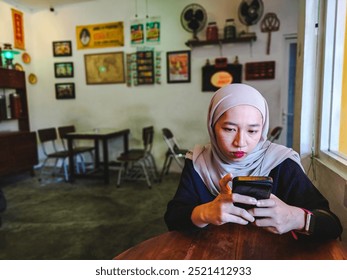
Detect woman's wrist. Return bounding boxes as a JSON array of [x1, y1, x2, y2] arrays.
[[191, 204, 209, 228], [293, 207, 306, 231]]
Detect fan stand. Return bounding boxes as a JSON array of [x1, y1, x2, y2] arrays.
[[192, 31, 199, 41]]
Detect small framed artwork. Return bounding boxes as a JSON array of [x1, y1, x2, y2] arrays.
[[166, 50, 191, 83], [84, 52, 125, 84], [202, 63, 242, 92], [55, 83, 75, 99], [54, 62, 74, 78], [245, 61, 275, 80], [52, 41, 72, 57]]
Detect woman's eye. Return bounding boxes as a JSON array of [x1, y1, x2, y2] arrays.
[[249, 130, 258, 134], [223, 127, 236, 132]]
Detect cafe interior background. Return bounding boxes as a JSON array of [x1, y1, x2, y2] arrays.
[[0, 0, 347, 247]]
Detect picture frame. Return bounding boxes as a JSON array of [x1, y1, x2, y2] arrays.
[[166, 50, 191, 83], [84, 52, 125, 84], [52, 41, 72, 57], [54, 62, 74, 78], [55, 83, 75, 99], [202, 64, 242, 92]]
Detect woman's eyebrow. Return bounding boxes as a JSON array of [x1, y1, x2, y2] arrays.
[[223, 121, 261, 127], [248, 124, 261, 127]]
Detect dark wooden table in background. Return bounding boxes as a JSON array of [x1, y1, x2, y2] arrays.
[[114, 223, 347, 260], [66, 128, 130, 184]]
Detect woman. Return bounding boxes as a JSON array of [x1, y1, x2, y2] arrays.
[[164, 83, 342, 240]]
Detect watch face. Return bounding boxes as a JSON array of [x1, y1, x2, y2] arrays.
[[308, 213, 315, 234]]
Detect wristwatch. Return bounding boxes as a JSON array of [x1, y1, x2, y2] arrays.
[[300, 209, 315, 235]]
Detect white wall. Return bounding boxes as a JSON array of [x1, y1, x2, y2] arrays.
[[0, 0, 299, 166]]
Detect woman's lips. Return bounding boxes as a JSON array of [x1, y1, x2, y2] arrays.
[[232, 151, 245, 158]]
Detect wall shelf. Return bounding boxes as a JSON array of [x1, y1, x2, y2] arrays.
[[185, 35, 257, 48]]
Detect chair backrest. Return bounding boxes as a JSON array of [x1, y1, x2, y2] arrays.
[[142, 126, 154, 152], [162, 128, 180, 154], [37, 127, 59, 155], [268, 126, 283, 142], [58, 125, 76, 150]]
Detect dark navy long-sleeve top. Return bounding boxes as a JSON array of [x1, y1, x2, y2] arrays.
[[164, 158, 343, 240]]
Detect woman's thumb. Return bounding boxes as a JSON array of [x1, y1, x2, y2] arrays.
[[219, 173, 232, 194]]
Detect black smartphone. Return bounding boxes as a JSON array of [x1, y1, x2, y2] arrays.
[[232, 176, 273, 209]]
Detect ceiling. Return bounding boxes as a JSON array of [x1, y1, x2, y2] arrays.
[[3, 0, 97, 12]]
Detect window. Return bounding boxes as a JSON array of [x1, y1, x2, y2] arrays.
[[319, 0, 347, 167]]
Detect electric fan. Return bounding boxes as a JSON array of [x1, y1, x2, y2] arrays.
[[180, 3, 207, 40], [238, 0, 264, 26]]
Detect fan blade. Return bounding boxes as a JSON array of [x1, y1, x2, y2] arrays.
[[240, 2, 249, 16], [184, 9, 194, 21], [250, 13, 258, 20], [188, 20, 200, 31], [251, 0, 260, 9], [194, 9, 204, 21]]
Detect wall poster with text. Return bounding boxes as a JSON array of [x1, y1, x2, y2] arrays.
[[76, 21, 124, 50], [130, 19, 145, 46], [12, 9, 25, 50], [146, 17, 160, 44]]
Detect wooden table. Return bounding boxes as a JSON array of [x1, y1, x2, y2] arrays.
[[114, 223, 347, 260], [66, 128, 130, 184]]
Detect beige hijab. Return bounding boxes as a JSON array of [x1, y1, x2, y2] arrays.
[[188, 84, 303, 196]]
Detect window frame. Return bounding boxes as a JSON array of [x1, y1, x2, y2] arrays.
[[317, 0, 347, 174]]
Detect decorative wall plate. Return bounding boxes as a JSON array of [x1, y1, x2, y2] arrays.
[[28, 73, 37, 84], [22, 52, 31, 64], [14, 63, 24, 71]]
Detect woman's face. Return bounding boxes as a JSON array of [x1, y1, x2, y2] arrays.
[[214, 105, 263, 161]]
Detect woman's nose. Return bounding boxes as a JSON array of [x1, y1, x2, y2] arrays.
[[234, 131, 246, 147]]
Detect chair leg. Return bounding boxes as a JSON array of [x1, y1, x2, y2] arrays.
[[148, 153, 159, 181], [139, 160, 151, 188], [160, 154, 170, 182], [117, 162, 125, 187], [76, 154, 86, 174], [38, 158, 49, 182], [63, 158, 69, 181], [165, 157, 173, 175], [143, 154, 158, 182]]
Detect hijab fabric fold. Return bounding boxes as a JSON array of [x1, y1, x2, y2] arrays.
[[188, 84, 303, 196]]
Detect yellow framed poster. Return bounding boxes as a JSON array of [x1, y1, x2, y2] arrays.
[[76, 22, 124, 50]]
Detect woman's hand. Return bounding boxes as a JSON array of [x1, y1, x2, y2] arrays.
[[248, 194, 306, 234], [191, 173, 256, 228]]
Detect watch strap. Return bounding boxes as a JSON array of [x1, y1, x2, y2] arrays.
[[291, 208, 315, 239]]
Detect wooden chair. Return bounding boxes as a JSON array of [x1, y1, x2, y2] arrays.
[[116, 126, 158, 188], [37, 127, 75, 182], [160, 128, 188, 181], [58, 125, 95, 172]]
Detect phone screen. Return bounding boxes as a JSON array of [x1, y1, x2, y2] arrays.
[[232, 176, 273, 209]]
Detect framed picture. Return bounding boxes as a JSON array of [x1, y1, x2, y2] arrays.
[[52, 41, 72, 57], [84, 52, 125, 84], [166, 50, 191, 83], [55, 83, 75, 99], [202, 64, 242, 92], [54, 62, 74, 78]]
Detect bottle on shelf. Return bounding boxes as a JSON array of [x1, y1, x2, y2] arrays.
[[206, 22, 219, 41], [224, 18, 236, 40], [9, 92, 22, 119]]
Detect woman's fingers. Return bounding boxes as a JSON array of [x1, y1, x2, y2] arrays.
[[232, 193, 258, 207], [219, 173, 232, 194]]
